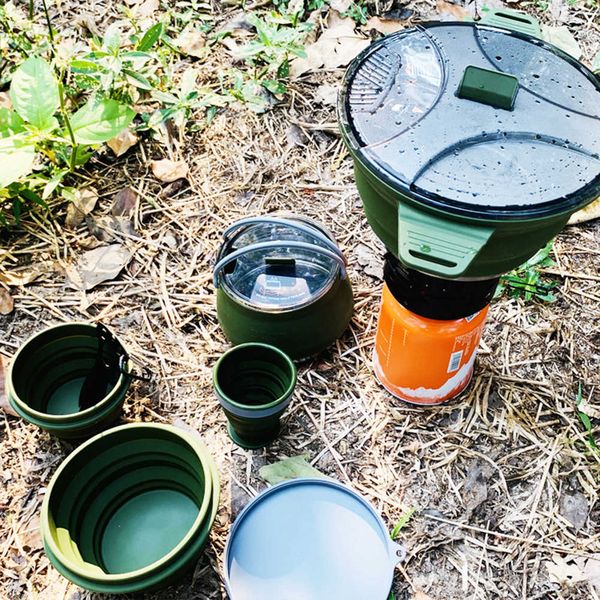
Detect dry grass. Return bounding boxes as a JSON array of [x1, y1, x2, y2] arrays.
[[1, 0, 599, 599]]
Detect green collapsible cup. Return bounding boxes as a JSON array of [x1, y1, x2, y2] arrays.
[[41, 423, 220, 594], [7, 322, 133, 439], [213, 343, 297, 449]]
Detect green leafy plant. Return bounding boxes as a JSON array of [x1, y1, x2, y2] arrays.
[[387, 507, 416, 600], [342, 1, 369, 25], [149, 67, 230, 134], [0, 56, 134, 221], [70, 22, 164, 104], [237, 12, 311, 94], [496, 239, 558, 302]]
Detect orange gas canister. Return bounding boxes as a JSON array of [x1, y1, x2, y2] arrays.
[[374, 283, 489, 405]]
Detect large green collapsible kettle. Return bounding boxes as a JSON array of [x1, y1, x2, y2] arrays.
[[338, 10, 600, 279]]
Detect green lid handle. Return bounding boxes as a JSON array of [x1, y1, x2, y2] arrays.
[[457, 66, 519, 110], [479, 8, 542, 38], [397, 204, 494, 278]]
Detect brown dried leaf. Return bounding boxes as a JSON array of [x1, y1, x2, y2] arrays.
[[65, 188, 98, 229], [150, 158, 189, 183], [568, 198, 600, 225], [0, 92, 12, 109], [0, 354, 18, 417], [365, 16, 405, 35], [0, 264, 50, 286], [315, 84, 338, 106], [176, 25, 207, 58], [435, 0, 471, 21], [66, 244, 133, 291], [0, 287, 14, 315], [413, 591, 436, 600], [107, 128, 139, 157], [541, 25, 581, 59], [18, 515, 43, 550], [546, 554, 588, 585], [111, 187, 138, 217], [132, 0, 159, 18], [290, 13, 370, 77]]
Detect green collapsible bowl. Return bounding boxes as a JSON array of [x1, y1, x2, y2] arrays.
[[213, 343, 297, 449], [41, 423, 220, 594], [7, 322, 131, 439], [338, 9, 600, 279], [214, 216, 353, 360]]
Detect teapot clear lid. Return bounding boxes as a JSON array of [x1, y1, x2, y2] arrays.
[[216, 218, 344, 311], [339, 22, 600, 219]]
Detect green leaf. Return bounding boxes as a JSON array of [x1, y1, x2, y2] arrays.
[[71, 60, 103, 74], [0, 137, 36, 188], [137, 23, 163, 51], [42, 169, 68, 199], [259, 455, 328, 485], [262, 79, 287, 95], [10, 57, 60, 130], [103, 23, 122, 54], [390, 507, 416, 540], [68, 98, 135, 145], [123, 69, 154, 90], [593, 52, 600, 73], [0, 108, 26, 138]]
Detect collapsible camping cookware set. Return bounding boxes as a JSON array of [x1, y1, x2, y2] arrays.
[[4, 9, 599, 598]]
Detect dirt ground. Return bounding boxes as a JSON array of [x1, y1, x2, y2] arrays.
[[1, 0, 599, 599]]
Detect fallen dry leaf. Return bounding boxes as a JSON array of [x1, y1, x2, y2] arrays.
[[315, 84, 338, 106], [365, 16, 405, 35], [546, 554, 588, 586], [542, 25, 581, 59], [132, 0, 159, 18], [435, 0, 472, 21], [583, 555, 600, 591], [291, 12, 370, 77], [0, 354, 18, 417], [559, 490, 589, 531], [356, 243, 382, 279], [150, 158, 189, 182], [18, 515, 43, 551], [107, 128, 139, 157], [176, 24, 207, 58], [66, 244, 133, 291], [413, 590, 436, 600], [0, 262, 55, 287], [0, 92, 12, 109], [111, 187, 138, 217], [568, 198, 600, 225], [0, 287, 14, 315], [65, 188, 98, 229]]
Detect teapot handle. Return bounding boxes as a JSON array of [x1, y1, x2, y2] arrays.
[[222, 216, 342, 258], [213, 240, 347, 289]]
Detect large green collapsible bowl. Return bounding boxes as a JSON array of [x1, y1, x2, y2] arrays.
[[41, 423, 220, 594], [338, 10, 600, 279], [7, 323, 131, 439]]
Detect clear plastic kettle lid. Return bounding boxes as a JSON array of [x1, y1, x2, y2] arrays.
[[214, 216, 347, 311], [339, 21, 600, 219]]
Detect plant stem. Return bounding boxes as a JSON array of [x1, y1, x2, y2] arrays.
[[58, 82, 78, 172], [40, 0, 54, 43]]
